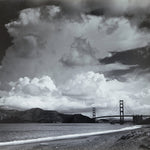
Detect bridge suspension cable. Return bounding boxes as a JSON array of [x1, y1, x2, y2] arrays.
[[124, 102, 134, 115]]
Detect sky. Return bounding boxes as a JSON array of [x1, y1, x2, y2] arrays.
[[0, 0, 150, 117]]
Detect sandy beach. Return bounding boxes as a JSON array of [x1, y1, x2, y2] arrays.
[[0, 125, 150, 150]]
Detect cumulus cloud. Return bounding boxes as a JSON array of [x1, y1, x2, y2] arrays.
[[0, 72, 150, 116], [20, 0, 150, 32], [61, 72, 150, 115], [53, 0, 150, 15], [0, 76, 86, 112], [1, 5, 150, 88], [60, 37, 99, 67], [85, 0, 150, 32], [0, 4, 150, 115]]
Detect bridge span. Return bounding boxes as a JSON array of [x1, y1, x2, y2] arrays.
[[92, 100, 150, 124], [95, 115, 150, 119]]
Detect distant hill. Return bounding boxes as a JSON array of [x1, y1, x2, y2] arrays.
[[0, 108, 94, 123]]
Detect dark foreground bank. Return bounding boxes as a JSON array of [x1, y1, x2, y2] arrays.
[[0, 126, 150, 150]]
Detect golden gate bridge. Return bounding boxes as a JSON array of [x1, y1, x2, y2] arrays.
[[92, 100, 150, 124]]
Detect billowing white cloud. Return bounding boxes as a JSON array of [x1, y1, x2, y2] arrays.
[[55, 0, 150, 16], [61, 72, 150, 115], [1, 72, 150, 117], [60, 37, 99, 66], [1, 5, 150, 88], [0, 76, 85, 112], [0, 5, 150, 116], [110, 0, 150, 13]]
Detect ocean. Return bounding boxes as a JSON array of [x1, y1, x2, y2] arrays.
[[0, 123, 140, 146]]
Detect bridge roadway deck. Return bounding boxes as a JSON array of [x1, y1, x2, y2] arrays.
[[95, 115, 150, 119]]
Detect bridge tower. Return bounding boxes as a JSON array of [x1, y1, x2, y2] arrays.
[[119, 100, 124, 124], [92, 107, 96, 118]]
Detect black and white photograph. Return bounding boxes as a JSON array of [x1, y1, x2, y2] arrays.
[[0, 0, 150, 150]]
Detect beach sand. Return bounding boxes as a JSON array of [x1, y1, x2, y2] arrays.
[[0, 126, 150, 150]]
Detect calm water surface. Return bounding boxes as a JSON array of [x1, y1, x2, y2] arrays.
[[0, 123, 131, 142]]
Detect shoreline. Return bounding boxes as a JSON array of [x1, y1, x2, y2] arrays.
[[0, 125, 141, 146], [0, 125, 150, 150]]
